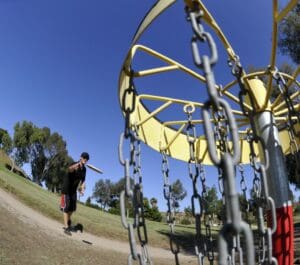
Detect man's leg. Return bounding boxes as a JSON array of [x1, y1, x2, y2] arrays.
[[67, 212, 73, 227], [63, 212, 69, 228]]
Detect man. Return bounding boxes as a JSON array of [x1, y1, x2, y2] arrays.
[[60, 152, 89, 235]]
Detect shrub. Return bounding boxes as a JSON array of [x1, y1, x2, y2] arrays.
[[180, 217, 192, 225], [294, 204, 300, 214]]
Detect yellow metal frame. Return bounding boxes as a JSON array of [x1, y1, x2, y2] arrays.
[[119, 0, 300, 165]]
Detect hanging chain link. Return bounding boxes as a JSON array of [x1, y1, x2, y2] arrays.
[[119, 71, 152, 265], [238, 164, 251, 227], [247, 131, 277, 265], [186, 4, 254, 265], [161, 150, 180, 265], [184, 104, 215, 265], [227, 37, 280, 265], [271, 66, 300, 184], [271, 66, 300, 138]]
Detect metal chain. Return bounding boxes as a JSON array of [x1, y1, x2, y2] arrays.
[[184, 104, 215, 265], [119, 72, 152, 265], [247, 131, 277, 265], [238, 164, 250, 225], [271, 66, 300, 184], [161, 151, 180, 265], [271, 67, 300, 138], [228, 45, 279, 265], [186, 4, 254, 265]]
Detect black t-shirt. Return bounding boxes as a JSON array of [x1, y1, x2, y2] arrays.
[[62, 162, 86, 195]]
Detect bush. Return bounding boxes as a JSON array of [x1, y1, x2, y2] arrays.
[[108, 207, 121, 216], [180, 217, 192, 225], [294, 204, 300, 214], [145, 208, 162, 222]]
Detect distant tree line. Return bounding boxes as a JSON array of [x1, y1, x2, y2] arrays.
[[90, 177, 188, 222], [0, 120, 188, 222]]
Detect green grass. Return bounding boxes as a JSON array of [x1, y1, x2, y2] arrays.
[[0, 165, 197, 251], [0, 149, 299, 255], [294, 213, 300, 223]]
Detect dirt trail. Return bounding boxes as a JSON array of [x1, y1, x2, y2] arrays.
[[0, 188, 195, 262], [1, 187, 299, 264]]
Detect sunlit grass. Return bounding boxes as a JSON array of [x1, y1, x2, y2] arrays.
[[0, 166, 193, 250], [0, 152, 299, 255]]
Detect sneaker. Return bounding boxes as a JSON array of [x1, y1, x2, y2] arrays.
[[63, 227, 72, 236]]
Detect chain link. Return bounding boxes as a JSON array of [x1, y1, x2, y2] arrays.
[[184, 105, 216, 265], [161, 151, 180, 264], [247, 131, 277, 265], [186, 5, 255, 264], [119, 72, 152, 265], [238, 164, 250, 225], [271, 66, 300, 138]]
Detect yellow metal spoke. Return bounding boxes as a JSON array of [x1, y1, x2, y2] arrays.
[[276, 0, 298, 22], [119, 0, 300, 164]]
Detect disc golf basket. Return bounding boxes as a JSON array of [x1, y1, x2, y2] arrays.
[[118, 1, 299, 264]]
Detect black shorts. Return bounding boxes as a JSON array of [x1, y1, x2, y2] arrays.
[[60, 193, 77, 213]]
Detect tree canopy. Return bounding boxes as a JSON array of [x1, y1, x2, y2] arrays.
[[12, 120, 71, 190], [278, 3, 300, 64], [171, 179, 187, 210], [0, 128, 13, 155]]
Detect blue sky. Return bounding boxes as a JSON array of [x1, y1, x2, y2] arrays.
[[0, 0, 298, 211]]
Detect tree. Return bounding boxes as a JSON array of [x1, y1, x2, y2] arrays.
[[285, 152, 300, 189], [13, 121, 71, 188], [86, 197, 92, 205], [278, 3, 300, 64], [43, 152, 73, 192], [150, 197, 158, 208], [276, 3, 300, 188], [13, 121, 35, 166], [0, 128, 13, 155], [171, 179, 187, 210], [92, 179, 113, 210], [137, 197, 162, 222], [40, 132, 71, 191], [30, 126, 49, 183], [145, 197, 162, 222], [184, 206, 193, 217], [92, 177, 134, 212], [202, 185, 219, 217]]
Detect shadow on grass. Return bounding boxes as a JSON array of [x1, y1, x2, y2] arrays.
[[156, 228, 218, 255]]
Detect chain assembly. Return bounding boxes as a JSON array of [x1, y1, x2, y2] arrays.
[[247, 131, 277, 265], [186, 4, 254, 264], [184, 104, 215, 265], [119, 71, 152, 265], [161, 150, 180, 265], [238, 164, 250, 225], [227, 44, 278, 265], [271, 66, 300, 138]]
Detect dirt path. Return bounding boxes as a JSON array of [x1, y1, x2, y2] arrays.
[[0, 188, 196, 263], [2, 187, 298, 264]]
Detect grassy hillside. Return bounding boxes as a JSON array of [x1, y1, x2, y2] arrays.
[[0, 150, 299, 257], [0, 163, 198, 252], [0, 150, 28, 178]]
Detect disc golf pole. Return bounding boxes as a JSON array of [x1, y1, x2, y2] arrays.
[[254, 111, 294, 265]]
